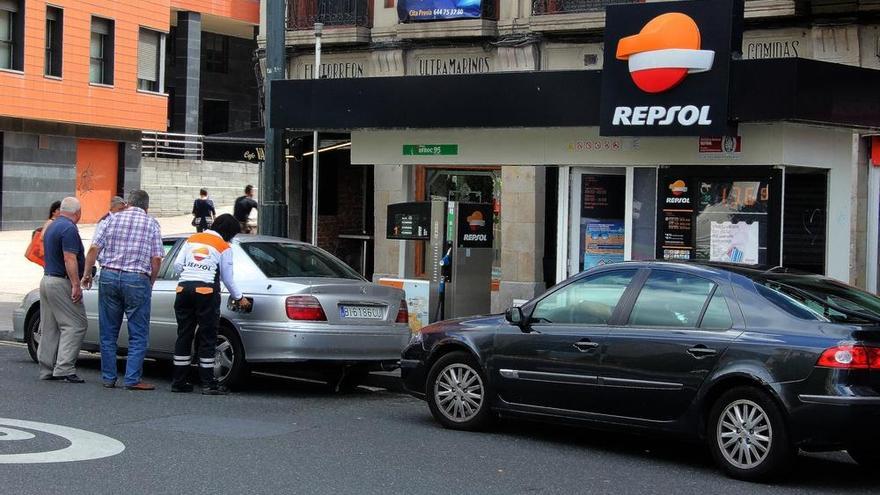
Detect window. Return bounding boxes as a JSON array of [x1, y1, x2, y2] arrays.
[[700, 291, 733, 330], [158, 240, 183, 280], [137, 28, 163, 92], [90, 17, 114, 85], [755, 276, 880, 324], [0, 0, 23, 71], [45, 6, 62, 77], [628, 271, 715, 328], [203, 32, 228, 73], [241, 242, 363, 280], [531, 270, 636, 325]]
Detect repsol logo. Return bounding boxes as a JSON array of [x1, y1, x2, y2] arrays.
[[185, 261, 213, 271], [612, 105, 712, 126], [666, 197, 691, 204], [462, 234, 488, 242]]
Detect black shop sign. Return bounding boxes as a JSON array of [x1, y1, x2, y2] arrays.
[[600, 0, 743, 136]]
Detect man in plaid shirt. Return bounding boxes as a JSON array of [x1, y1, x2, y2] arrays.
[[82, 190, 164, 391]]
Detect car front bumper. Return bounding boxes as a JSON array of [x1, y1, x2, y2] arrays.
[[11, 306, 27, 342], [239, 321, 411, 364]]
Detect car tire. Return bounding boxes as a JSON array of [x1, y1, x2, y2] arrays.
[[215, 324, 248, 388], [708, 386, 794, 482], [426, 351, 493, 431], [848, 443, 880, 469], [25, 309, 40, 363]]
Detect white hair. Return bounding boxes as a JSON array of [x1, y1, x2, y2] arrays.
[[59, 197, 81, 213]]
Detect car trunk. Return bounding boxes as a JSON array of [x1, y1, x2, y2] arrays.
[[276, 277, 403, 326], [850, 325, 880, 394]]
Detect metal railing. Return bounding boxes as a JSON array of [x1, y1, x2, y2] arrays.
[[532, 0, 642, 15], [286, 0, 372, 30], [141, 132, 204, 161]]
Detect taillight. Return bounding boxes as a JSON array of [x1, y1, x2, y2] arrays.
[[286, 296, 327, 321], [396, 299, 409, 324], [817, 345, 880, 369]]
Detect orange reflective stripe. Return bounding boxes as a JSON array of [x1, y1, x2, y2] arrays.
[[186, 233, 229, 254], [195, 287, 214, 295]]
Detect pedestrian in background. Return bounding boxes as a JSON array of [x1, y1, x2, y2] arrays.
[[25, 200, 62, 267], [192, 189, 216, 233], [233, 185, 258, 234], [81, 190, 163, 391], [38, 197, 87, 383], [170, 214, 249, 395]]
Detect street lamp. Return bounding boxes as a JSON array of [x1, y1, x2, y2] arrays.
[[311, 22, 323, 246]]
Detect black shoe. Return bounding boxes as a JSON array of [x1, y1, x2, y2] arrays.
[[102, 380, 117, 389], [41, 375, 62, 381], [201, 386, 229, 396], [171, 383, 194, 393], [62, 374, 85, 384]]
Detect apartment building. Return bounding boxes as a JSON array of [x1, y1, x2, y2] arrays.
[[264, 0, 880, 309], [0, 0, 259, 229]]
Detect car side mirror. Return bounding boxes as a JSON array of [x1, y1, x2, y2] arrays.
[[505, 306, 528, 331]]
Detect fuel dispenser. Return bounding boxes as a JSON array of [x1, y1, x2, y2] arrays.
[[386, 201, 494, 322]]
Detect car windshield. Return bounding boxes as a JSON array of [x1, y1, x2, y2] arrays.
[[240, 242, 362, 280], [755, 275, 880, 324]]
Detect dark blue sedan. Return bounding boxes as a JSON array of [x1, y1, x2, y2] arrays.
[[401, 262, 880, 481]]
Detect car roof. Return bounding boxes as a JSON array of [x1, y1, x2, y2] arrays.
[[586, 260, 828, 283], [163, 233, 314, 247]]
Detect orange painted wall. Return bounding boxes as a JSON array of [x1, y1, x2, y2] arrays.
[[171, 0, 259, 24], [0, 0, 170, 131], [76, 139, 118, 223]]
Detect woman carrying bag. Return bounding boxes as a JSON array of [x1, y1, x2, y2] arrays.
[[191, 189, 216, 233], [25, 201, 61, 267]]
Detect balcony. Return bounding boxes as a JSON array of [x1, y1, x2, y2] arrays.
[[530, 0, 641, 33], [532, 0, 641, 15], [285, 0, 371, 46]]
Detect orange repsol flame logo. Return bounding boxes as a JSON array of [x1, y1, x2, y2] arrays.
[[616, 13, 715, 94]]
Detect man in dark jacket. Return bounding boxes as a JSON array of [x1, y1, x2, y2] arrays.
[[233, 185, 258, 234]]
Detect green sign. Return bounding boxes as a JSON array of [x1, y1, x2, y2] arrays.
[[402, 144, 458, 156]]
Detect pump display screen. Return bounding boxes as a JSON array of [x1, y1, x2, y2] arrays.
[[387, 202, 431, 240]]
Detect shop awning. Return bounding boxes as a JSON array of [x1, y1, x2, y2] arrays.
[[270, 58, 880, 132]]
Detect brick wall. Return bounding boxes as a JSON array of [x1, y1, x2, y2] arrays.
[[140, 158, 260, 216]]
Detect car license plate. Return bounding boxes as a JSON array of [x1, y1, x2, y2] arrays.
[[339, 305, 385, 320]]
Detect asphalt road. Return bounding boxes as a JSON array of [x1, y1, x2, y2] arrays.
[[0, 342, 876, 495]]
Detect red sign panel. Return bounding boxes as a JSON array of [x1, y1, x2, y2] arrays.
[[699, 136, 741, 153]]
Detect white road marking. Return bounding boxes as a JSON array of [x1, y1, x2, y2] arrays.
[[0, 418, 125, 464]]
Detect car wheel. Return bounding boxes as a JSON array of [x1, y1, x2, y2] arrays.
[[214, 325, 248, 388], [25, 310, 40, 363], [848, 443, 880, 469], [708, 386, 794, 482], [426, 351, 492, 431]]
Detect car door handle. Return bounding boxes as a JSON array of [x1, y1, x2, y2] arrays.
[[573, 340, 600, 352], [687, 346, 718, 359]]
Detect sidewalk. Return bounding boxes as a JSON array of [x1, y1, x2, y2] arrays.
[[0, 208, 233, 302]]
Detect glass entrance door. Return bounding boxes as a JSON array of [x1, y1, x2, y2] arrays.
[[568, 168, 627, 277]]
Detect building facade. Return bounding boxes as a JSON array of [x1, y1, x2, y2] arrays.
[[263, 0, 880, 310], [0, 0, 259, 229]]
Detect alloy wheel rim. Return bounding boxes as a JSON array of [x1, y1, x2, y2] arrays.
[[717, 399, 773, 470], [214, 336, 234, 383], [434, 363, 484, 423]]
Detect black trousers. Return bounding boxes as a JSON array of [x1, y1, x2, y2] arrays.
[[172, 281, 221, 387]]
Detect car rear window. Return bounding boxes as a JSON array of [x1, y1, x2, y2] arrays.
[[241, 242, 362, 280], [754, 276, 880, 324]]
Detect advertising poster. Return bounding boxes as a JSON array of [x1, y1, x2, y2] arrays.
[[398, 0, 482, 21], [582, 220, 625, 270], [660, 178, 695, 261], [378, 278, 431, 332], [456, 203, 494, 249], [710, 221, 759, 264]]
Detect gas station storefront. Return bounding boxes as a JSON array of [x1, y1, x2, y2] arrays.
[[270, 53, 880, 320]]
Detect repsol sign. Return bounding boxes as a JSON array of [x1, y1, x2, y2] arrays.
[[600, 0, 743, 137], [612, 105, 712, 127]]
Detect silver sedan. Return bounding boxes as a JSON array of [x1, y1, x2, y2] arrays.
[[12, 235, 410, 388]]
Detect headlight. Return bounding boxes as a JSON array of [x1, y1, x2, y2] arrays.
[[408, 331, 423, 347]]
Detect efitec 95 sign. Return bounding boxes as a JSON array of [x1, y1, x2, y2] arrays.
[[600, 0, 744, 137]]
